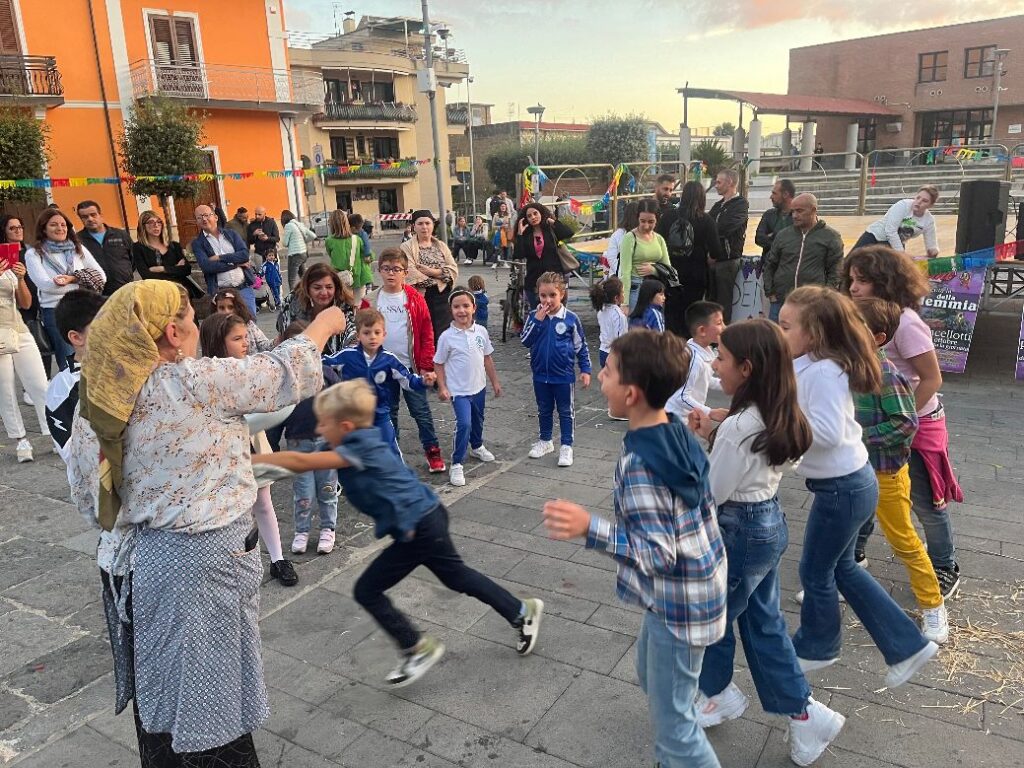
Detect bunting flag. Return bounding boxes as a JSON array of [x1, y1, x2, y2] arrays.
[[914, 240, 1021, 277], [0, 159, 434, 189]]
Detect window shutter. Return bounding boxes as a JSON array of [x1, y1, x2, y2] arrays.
[[150, 16, 174, 64], [173, 19, 197, 66], [0, 0, 21, 55]]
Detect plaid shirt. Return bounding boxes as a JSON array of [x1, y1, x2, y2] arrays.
[[854, 350, 919, 474], [587, 446, 727, 646]]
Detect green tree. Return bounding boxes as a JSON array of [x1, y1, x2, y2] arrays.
[[0, 108, 49, 203], [692, 139, 732, 176], [118, 98, 206, 221], [484, 137, 589, 193], [585, 114, 648, 169], [713, 121, 736, 137]]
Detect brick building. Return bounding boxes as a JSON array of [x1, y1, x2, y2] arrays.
[[789, 15, 1024, 152]]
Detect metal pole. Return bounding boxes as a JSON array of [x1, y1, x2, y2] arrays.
[[281, 116, 303, 216], [421, 0, 448, 244], [534, 117, 541, 165], [993, 50, 1008, 143], [466, 72, 478, 215]]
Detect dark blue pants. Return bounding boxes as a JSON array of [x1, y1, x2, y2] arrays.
[[40, 307, 74, 371], [389, 385, 438, 450], [374, 410, 402, 457], [599, 350, 609, 368], [533, 380, 574, 446], [451, 389, 486, 464]]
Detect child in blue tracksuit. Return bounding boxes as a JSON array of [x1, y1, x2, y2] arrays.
[[263, 250, 283, 309], [468, 274, 489, 326], [628, 278, 666, 332], [323, 308, 434, 456], [252, 379, 545, 689], [520, 271, 591, 468]]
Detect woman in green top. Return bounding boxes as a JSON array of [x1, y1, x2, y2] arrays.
[[325, 210, 373, 300], [617, 198, 671, 308]]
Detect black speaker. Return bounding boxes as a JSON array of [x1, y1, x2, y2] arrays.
[[956, 179, 1009, 253]]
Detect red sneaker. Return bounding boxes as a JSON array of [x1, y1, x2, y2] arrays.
[[425, 446, 447, 473]]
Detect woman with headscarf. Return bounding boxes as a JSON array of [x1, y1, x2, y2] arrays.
[[77, 279, 345, 765], [400, 209, 459, 346]]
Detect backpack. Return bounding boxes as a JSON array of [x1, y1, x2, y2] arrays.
[[667, 215, 694, 265]]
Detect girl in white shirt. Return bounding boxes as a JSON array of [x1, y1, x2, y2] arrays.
[[779, 287, 935, 689], [688, 318, 844, 766], [589, 276, 628, 369]]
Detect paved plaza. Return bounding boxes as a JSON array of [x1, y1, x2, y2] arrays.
[[1, 238, 1023, 767]]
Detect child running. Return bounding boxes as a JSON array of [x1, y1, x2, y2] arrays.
[[324, 308, 434, 456], [214, 288, 274, 352], [688, 319, 845, 767], [200, 312, 298, 586], [252, 379, 544, 687], [779, 286, 936, 687], [590, 276, 628, 369], [434, 288, 501, 487], [277, 319, 341, 556], [521, 271, 591, 468], [628, 278, 666, 331], [849, 297, 948, 643], [666, 301, 727, 423], [468, 274, 489, 327], [543, 330, 727, 768]]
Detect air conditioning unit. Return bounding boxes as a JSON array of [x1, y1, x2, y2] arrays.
[[885, 122, 903, 133]]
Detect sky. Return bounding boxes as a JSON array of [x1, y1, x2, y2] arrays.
[[286, 0, 1024, 134]]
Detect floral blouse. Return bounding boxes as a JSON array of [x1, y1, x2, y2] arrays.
[[246, 321, 274, 353], [411, 241, 455, 289], [120, 336, 323, 534]]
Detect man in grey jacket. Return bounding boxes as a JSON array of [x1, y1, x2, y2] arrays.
[[763, 193, 844, 322]]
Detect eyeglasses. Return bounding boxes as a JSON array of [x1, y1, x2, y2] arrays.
[[196, 213, 216, 220], [379, 265, 406, 274], [7, 225, 23, 231]]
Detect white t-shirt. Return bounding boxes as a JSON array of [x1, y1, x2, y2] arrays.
[[377, 289, 410, 367], [434, 323, 493, 396], [597, 304, 628, 352], [708, 406, 790, 504], [666, 340, 721, 418], [866, 199, 938, 252]]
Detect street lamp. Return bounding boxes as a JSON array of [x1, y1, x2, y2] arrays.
[[992, 49, 1010, 143], [466, 74, 478, 216], [527, 103, 545, 165]]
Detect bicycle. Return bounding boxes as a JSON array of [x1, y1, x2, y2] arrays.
[[500, 260, 528, 342]]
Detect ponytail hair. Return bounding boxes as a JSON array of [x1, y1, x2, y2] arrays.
[[590, 276, 623, 311]]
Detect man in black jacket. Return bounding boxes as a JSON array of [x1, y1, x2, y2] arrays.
[[755, 179, 795, 257], [75, 200, 135, 295], [246, 206, 280, 265], [707, 169, 749, 323]]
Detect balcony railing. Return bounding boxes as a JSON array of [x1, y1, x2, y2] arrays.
[[324, 160, 418, 180], [128, 60, 323, 108], [315, 101, 417, 123], [0, 55, 63, 99]]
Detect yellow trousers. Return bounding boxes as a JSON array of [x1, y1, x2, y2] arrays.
[[875, 466, 943, 609]]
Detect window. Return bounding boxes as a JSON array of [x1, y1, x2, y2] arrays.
[[378, 189, 398, 214], [324, 78, 347, 104], [329, 136, 349, 162], [334, 190, 352, 211], [918, 51, 948, 83], [965, 45, 996, 78], [920, 108, 993, 146], [371, 136, 400, 160], [149, 14, 202, 96], [857, 119, 877, 154], [362, 81, 395, 103], [0, 0, 21, 55]]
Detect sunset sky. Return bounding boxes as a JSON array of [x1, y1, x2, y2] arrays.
[[288, 1, 1024, 133]]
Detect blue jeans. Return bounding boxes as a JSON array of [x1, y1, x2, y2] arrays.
[[699, 498, 810, 716], [628, 276, 642, 309], [237, 285, 258, 319], [389, 385, 438, 450], [909, 446, 956, 570], [533, 380, 574, 446], [525, 289, 539, 312], [769, 300, 783, 323], [794, 464, 929, 665], [451, 389, 486, 464], [287, 438, 338, 533], [41, 307, 74, 371], [636, 611, 721, 768]]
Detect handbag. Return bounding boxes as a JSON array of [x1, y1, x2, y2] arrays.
[[557, 241, 580, 272]]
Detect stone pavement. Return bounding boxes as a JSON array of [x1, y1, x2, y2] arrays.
[[1, 256, 1023, 767]]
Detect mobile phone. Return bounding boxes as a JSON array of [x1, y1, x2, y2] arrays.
[[0, 242, 18, 270]]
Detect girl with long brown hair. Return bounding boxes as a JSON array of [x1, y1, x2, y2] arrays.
[[688, 319, 844, 765], [778, 286, 936, 689]]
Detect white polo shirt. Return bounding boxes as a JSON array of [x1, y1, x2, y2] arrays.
[[434, 322, 493, 396]]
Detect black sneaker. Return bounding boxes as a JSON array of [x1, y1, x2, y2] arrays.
[[936, 563, 961, 599], [269, 558, 299, 587], [515, 598, 544, 656]]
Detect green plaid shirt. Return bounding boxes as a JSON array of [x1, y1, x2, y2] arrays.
[[853, 350, 919, 474]]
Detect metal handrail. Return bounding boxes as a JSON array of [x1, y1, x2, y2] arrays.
[[317, 101, 417, 122], [0, 54, 62, 97], [128, 59, 323, 106]]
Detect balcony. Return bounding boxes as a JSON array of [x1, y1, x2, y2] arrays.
[[0, 55, 64, 106], [315, 101, 417, 125], [323, 158, 419, 183], [446, 104, 468, 125], [128, 60, 323, 113]]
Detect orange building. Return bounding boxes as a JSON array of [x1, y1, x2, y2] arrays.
[[0, 0, 321, 242]]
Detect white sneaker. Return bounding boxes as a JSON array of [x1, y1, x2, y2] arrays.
[[492, 263, 499, 270], [789, 698, 846, 767], [291, 532, 308, 554], [695, 682, 748, 728], [885, 641, 938, 688], [469, 445, 495, 462], [557, 445, 573, 467], [795, 589, 845, 605], [15, 438, 32, 463], [386, 636, 445, 688], [461, 258, 474, 265], [797, 656, 839, 673], [317, 529, 336, 554], [921, 603, 949, 645], [528, 440, 554, 459], [22, 391, 32, 406], [450, 463, 466, 486]]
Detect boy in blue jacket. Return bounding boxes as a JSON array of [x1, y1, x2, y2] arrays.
[[252, 379, 545, 688], [324, 308, 434, 455]]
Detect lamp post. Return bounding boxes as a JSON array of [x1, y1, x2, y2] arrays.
[[466, 74, 478, 216], [420, 0, 448, 243], [993, 49, 1010, 143], [527, 103, 545, 165]]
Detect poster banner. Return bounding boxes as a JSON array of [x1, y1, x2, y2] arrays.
[[1017, 304, 1024, 381], [731, 256, 767, 322], [918, 266, 987, 374]]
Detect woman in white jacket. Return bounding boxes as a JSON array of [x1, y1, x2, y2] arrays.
[[24, 209, 106, 370], [280, 209, 317, 285], [851, 185, 939, 257]]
